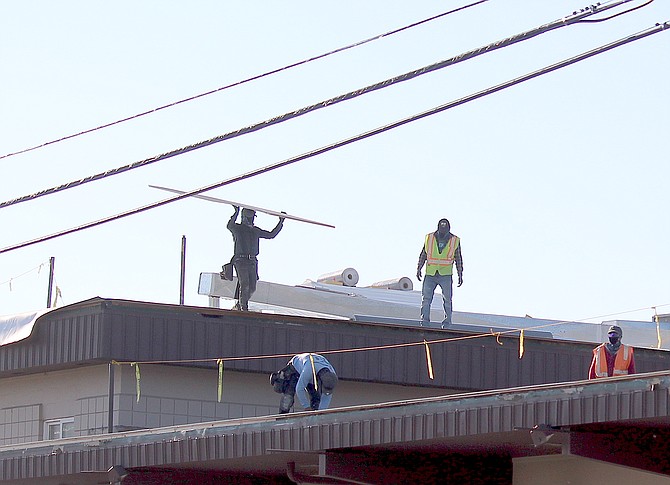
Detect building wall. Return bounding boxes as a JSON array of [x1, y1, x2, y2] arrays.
[[0, 366, 110, 444], [0, 364, 457, 443], [112, 364, 457, 431], [3, 300, 667, 395], [513, 454, 670, 485], [0, 404, 41, 445]]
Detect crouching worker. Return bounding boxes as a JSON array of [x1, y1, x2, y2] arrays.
[[270, 353, 338, 413]]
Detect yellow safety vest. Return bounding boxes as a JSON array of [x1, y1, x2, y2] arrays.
[[592, 343, 633, 378], [424, 233, 459, 276]]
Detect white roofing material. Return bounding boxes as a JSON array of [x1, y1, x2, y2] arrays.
[[316, 268, 359, 287], [0, 309, 51, 346], [198, 272, 670, 350]]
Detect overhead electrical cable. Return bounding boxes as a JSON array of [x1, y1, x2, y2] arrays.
[[0, 260, 50, 289], [1, 20, 667, 255], [0, 0, 490, 161], [0, 0, 643, 211], [580, 0, 654, 22]]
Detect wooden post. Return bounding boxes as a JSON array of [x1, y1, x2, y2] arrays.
[[107, 362, 115, 433], [46, 256, 55, 308], [180, 236, 186, 305]]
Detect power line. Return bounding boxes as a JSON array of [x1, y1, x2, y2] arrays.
[[580, 0, 654, 22], [0, 0, 490, 162], [1, 20, 666, 256], [0, 0, 640, 211], [0, 260, 50, 289]]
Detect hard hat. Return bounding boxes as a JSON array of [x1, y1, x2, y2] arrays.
[[241, 208, 256, 219], [320, 370, 338, 395]]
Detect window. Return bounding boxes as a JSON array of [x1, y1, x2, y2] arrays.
[[44, 418, 75, 440]]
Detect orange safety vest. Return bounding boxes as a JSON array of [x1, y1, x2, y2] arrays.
[[424, 233, 460, 276], [591, 343, 633, 378]]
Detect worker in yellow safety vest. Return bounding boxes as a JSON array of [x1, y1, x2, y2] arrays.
[[589, 325, 635, 379], [416, 218, 463, 327]]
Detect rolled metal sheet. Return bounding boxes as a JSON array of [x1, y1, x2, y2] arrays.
[[367, 277, 413, 291], [317, 268, 359, 287]]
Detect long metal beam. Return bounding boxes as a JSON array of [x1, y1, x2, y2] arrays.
[[149, 184, 335, 228]]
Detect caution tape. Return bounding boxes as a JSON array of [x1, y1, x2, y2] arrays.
[[309, 354, 318, 390], [424, 340, 434, 380], [217, 359, 224, 402], [131, 363, 141, 403]]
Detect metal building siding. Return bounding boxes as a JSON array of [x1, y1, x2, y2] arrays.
[[3, 373, 670, 481], [1, 298, 668, 390], [0, 303, 107, 375]]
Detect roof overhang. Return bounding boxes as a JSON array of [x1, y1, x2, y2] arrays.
[[1, 371, 670, 483]]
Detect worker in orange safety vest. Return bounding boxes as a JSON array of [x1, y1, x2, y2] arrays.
[[588, 325, 635, 379]]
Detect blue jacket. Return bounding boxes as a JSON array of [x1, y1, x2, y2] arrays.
[[290, 353, 336, 410]]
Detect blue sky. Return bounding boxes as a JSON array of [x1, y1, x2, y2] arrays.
[[1, 1, 668, 324]]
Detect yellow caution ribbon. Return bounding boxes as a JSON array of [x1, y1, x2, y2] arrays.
[[52, 286, 62, 308], [131, 363, 141, 402], [423, 340, 434, 380], [519, 329, 525, 359], [217, 359, 224, 402], [654, 307, 662, 349], [309, 354, 318, 390]]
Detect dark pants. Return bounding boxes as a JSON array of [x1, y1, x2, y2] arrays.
[[279, 368, 328, 413], [279, 372, 299, 414], [233, 258, 258, 311]]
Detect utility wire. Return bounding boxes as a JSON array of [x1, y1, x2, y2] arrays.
[[0, 261, 49, 289], [1, 20, 667, 256], [0, 0, 641, 211], [0, 0, 490, 161], [580, 0, 654, 22]]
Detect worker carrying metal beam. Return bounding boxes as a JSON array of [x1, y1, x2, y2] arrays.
[[227, 206, 284, 311]]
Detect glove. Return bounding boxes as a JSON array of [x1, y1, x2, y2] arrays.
[[232, 205, 239, 216], [458, 276, 463, 287], [279, 211, 286, 222], [416, 269, 422, 281]]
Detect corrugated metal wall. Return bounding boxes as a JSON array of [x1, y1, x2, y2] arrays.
[[1, 298, 668, 392], [1, 374, 670, 482], [0, 301, 106, 374]]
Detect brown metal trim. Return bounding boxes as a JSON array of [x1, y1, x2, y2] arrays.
[[1, 298, 669, 391], [0, 372, 669, 481]]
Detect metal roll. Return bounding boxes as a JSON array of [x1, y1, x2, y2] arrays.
[[317, 268, 359, 287], [367, 277, 413, 291]]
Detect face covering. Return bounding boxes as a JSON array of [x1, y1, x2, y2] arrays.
[[608, 335, 620, 345]]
